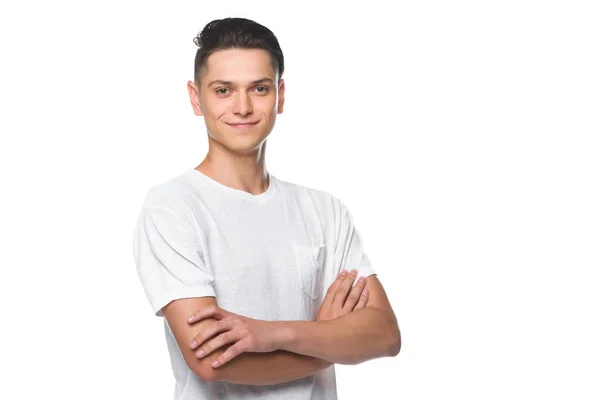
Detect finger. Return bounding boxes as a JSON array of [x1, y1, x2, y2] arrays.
[[353, 286, 369, 311], [323, 270, 348, 305], [190, 318, 234, 350], [211, 340, 249, 368], [196, 329, 243, 359], [188, 305, 225, 324], [332, 269, 357, 309], [342, 275, 368, 312]]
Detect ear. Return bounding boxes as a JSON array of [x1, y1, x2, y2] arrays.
[[187, 80, 203, 116], [277, 78, 285, 114]]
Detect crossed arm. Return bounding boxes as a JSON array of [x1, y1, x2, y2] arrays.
[[163, 275, 401, 385]]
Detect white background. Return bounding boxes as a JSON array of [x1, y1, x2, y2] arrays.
[[1, 0, 598, 399]]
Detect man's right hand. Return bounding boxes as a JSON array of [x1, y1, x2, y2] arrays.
[[316, 269, 369, 322]]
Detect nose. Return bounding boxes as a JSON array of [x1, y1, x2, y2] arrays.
[[232, 92, 253, 116]]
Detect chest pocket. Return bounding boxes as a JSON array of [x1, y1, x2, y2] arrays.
[[292, 242, 326, 300]]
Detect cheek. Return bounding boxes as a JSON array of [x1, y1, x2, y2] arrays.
[[200, 93, 226, 113], [257, 97, 277, 113], [204, 105, 231, 124]]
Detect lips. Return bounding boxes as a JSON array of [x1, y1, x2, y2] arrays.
[[228, 121, 259, 126]]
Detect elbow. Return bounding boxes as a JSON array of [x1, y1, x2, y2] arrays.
[[389, 336, 401, 357], [388, 327, 401, 357], [379, 308, 401, 358]]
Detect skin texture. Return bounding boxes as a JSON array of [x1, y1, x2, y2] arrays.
[[163, 269, 370, 384], [186, 274, 400, 369], [278, 275, 401, 365], [315, 268, 369, 321], [186, 269, 369, 364]]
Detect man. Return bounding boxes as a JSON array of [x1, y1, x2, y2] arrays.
[[132, 17, 400, 399]]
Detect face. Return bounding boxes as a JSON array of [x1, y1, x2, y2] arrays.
[[187, 48, 285, 155]]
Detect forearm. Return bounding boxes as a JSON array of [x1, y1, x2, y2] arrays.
[[206, 346, 333, 385], [280, 307, 401, 365]]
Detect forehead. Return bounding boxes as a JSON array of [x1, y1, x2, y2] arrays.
[[202, 48, 276, 84]]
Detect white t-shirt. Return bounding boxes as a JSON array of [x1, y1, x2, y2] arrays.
[[132, 168, 377, 399]]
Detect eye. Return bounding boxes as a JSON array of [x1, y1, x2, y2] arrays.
[[216, 88, 230, 95], [255, 86, 269, 93]]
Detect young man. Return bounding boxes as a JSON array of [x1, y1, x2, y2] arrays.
[[132, 17, 400, 399]]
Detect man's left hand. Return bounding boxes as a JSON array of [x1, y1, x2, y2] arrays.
[[186, 306, 285, 368]]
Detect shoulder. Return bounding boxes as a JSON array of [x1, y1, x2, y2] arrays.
[[141, 171, 200, 212], [273, 175, 348, 216], [135, 173, 207, 248]]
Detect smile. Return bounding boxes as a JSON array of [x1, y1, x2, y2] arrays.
[[227, 122, 259, 128]]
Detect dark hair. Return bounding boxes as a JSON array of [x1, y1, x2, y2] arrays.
[[193, 17, 284, 87]]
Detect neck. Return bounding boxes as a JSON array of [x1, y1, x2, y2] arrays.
[[195, 141, 269, 196]]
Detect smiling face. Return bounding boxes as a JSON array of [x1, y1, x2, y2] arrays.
[[188, 48, 285, 155]]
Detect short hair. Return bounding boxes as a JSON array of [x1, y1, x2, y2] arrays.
[[193, 17, 284, 87]]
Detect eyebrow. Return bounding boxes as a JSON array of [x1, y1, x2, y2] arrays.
[[207, 78, 274, 88]]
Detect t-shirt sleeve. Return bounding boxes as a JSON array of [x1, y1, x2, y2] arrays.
[[132, 200, 216, 317], [332, 197, 377, 280]]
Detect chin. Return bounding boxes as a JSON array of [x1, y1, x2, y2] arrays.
[[221, 134, 268, 153]]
